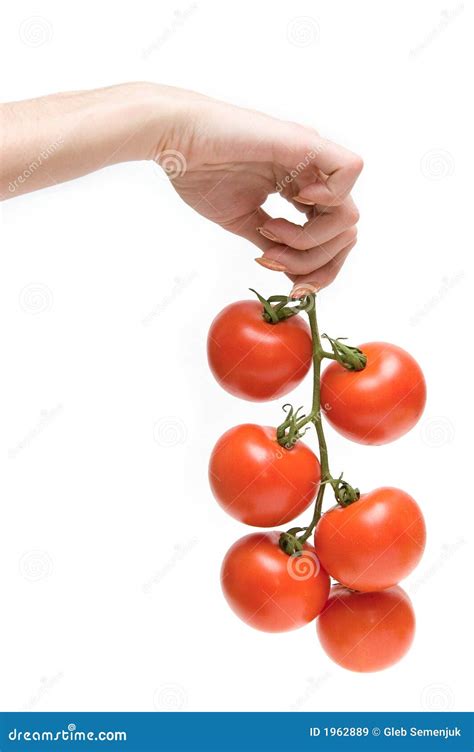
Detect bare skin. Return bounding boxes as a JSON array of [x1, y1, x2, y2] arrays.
[[0, 82, 363, 292]]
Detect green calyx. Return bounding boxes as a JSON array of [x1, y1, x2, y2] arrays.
[[322, 334, 367, 371], [330, 474, 360, 507], [276, 404, 310, 449], [250, 289, 313, 324], [279, 528, 306, 555]]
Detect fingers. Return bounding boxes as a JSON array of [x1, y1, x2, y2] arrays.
[[258, 195, 359, 251], [273, 129, 363, 206], [258, 227, 357, 276], [226, 189, 359, 286], [295, 142, 363, 206], [289, 240, 357, 294], [224, 206, 277, 250]]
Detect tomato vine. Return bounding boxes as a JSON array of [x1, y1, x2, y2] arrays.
[[250, 291, 364, 555], [209, 286, 427, 660]]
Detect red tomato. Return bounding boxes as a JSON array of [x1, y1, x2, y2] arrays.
[[209, 424, 320, 527], [320, 342, 426, 444], [317, 584, 416, 672], [207, 300, 312, 401], [221, 532, 330, 632], [314, 487, 426, 592]]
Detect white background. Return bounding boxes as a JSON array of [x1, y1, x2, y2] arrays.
[[0, 0, 472, 713]]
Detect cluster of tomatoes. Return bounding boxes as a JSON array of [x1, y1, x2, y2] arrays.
[[207, 294, 427, 672]]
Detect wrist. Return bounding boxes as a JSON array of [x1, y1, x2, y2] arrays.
[[95, 82, 176, 164], [118, 81, 205, 164]]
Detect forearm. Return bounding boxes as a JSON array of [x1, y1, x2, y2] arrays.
[[0, 82, 184, 199]]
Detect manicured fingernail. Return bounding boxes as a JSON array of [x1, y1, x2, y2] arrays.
[[257, 226, 279, 242], [255, 257, 288, 272], [290, 282, 320, 298], [294, 195, 316, 206]]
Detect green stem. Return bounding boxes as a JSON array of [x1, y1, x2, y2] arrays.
[[298, 295, 332, 542], [278, 294, 361, 555], [320, 350, 338, 361]]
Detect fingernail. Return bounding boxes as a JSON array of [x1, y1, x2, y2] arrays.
[[294, 195, 316, 206], [290, 282, 320, 298], [257, 226, 279, 242], [255, 257, 288, 272]]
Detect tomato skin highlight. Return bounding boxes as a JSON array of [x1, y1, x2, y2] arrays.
[[207, 300, 312, 401], [221, 532, 330, 632], [317, 585, 416, 672], [314, 487, 426, 592], [320, 342, 426, 444], [209, 424, 321, 527]]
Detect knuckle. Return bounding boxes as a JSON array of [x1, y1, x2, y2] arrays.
[[348, 205, 360, 224], [341, 203, 360, 226], [350, 154, 364, 175], [345, 226, 358, 243]]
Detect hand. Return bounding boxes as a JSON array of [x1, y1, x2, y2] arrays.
[[159, 92, 363, 292], [1, 82, 362, 292]]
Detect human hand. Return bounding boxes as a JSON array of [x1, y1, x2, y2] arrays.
[[1, 82, 362, 293], [158, 91, 363, 293]]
